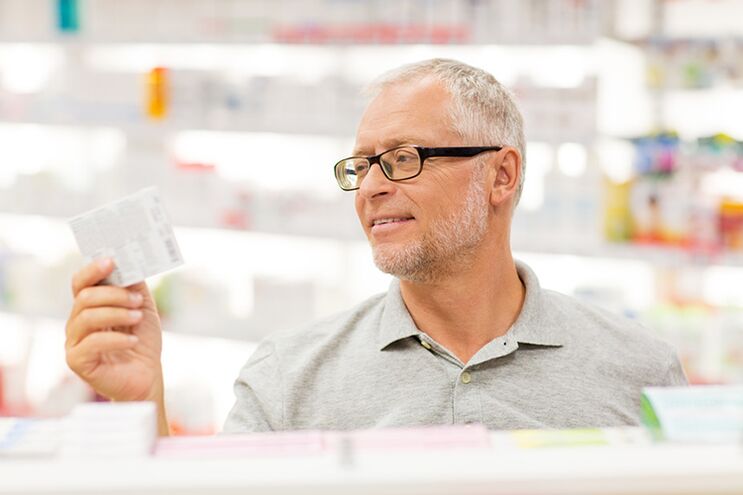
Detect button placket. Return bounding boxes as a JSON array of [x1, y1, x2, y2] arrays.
[[453, 368, 479, 424], [460, 371, 472, 384]]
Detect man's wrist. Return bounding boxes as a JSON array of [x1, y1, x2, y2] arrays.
[[146, 375, 170, 436]]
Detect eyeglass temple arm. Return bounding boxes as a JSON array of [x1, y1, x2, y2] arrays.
[[418, 146, 504, 160]]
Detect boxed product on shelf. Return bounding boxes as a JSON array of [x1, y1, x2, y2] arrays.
[[62, 402, 158, 458], [0, 0, 603, 45], [0, 418, 59, 457], [604, 132, 743, 254], [645, 37, 743, 89], [719, 198, 743, 251], [641, 385, 743, 443]]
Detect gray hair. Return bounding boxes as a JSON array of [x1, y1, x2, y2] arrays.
[[363, 58, 526, 208]]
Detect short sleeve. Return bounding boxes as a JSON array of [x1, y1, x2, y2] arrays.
[[222, 339, 284, 433]]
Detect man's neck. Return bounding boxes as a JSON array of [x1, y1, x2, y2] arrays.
[[398, 251, 525, 364]]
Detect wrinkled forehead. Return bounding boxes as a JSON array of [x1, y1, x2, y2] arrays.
[[353, 78, 460, 156]]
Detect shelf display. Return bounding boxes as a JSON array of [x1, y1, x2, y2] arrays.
[[604, 132, 743, 256], [644, 37, 743, 89], [0, 0, 741, 434], [0, 0, 601, 45]]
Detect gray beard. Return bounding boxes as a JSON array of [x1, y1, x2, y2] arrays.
[[371, 168, 489, 283]]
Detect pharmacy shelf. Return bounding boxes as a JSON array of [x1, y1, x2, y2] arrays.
[[0, 307, 266, 343], [0, 117, 355, 139], [0, 0, 603, 47], [614, 35, 743, 43], [0, 211, 740, 268], [0, 442, 741, 495], [513, 239, 743, 268], [0, 37, 600, 46], [0, 116, 598, 147], [0, 37, 279, 45], [0, 195, 363, 241]]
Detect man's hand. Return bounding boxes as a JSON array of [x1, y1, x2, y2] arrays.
[[65, 259, 169, 435]]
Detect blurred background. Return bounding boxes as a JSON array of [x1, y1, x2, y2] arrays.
[[0, 0, 742, 435]]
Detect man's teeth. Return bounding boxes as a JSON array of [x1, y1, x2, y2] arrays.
[[374, 218, 410, 226]]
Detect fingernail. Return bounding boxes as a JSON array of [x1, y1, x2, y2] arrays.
[[128, 310, 143, 320], [129, 292, 143, 304], [97, 258, 112, 270]]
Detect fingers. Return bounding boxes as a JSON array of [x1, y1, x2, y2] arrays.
[[125, 281, 148, 294], [71, 285, 144, 320], [124, 282, 155, 309], [67, 307, 143, 348], [71, 258, 115, 297], [66, 331, 139, 374]]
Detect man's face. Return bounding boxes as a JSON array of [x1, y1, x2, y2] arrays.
[[353, 78, 490, 282]]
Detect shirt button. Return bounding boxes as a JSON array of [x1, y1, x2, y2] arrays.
[[460, 371, 472, 384], [420, 339, 432, 350]]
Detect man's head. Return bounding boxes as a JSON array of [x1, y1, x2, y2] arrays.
[[349, 59, 525, 283]]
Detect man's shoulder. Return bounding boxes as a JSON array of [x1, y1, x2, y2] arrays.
[[539, 288, 676, 358]]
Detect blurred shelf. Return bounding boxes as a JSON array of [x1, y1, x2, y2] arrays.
[[0, 308, 267, 342], [0, 117, 354, 139], [0, 308, 65, 325], [0, 116, 597, 145], [0, 0, 603, 48], [2, 211, 741, 268], [0, 37, 279, 45], [514, 240, 743, 268], [0, 36, 598, 47], [0, 199, 363, 241], [610, 35, 743, 45], [0, 442, 742, 495], [654, 87, 743, 96]]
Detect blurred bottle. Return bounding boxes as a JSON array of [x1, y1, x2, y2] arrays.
[[146, 67, 169, 120], [56, 0, 80, 33], [603, 179, 633, 243], [719, 198, 743, 251]]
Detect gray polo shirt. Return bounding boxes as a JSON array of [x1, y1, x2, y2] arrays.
[[223, 261, 687, 432]]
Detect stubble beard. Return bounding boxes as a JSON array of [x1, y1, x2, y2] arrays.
[[371, 167, 489, 284]]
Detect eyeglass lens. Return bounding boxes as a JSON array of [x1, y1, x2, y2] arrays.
[[337, 146, 421, 189]]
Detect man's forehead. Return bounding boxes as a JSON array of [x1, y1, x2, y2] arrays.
[[352, 135, 429, 156], [352, 80, 453, 155]]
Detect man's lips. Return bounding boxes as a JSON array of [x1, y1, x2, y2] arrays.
[[369, 216, 415, 234], [370, 216, 415, 227]]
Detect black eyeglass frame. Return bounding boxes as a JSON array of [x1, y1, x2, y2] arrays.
[[334, 145, 504, 191]]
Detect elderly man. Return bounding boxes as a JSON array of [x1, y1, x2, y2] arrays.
[[65, 59, 686, 436]]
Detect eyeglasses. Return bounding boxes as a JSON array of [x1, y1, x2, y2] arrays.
[[334, 145, 503, 191]]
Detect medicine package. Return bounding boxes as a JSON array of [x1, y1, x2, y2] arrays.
[[68, 187, 184, 286]]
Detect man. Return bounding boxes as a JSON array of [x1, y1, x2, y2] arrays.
[[65, 59, 687, 436]]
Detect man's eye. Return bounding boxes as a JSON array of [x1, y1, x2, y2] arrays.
[[394, 152, 416, 164]]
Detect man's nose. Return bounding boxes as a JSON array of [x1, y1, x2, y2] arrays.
[[357, 162, 394, 199]]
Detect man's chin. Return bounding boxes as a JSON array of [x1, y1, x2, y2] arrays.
[[372, 244, 423, 276]]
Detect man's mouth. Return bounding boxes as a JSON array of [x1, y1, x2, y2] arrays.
[[369, 216, 415, 235], [372, 217, 414, 227]]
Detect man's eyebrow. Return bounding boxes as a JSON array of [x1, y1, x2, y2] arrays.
[[351, 137, 424, 156]]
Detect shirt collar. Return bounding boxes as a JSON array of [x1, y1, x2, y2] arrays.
[[508, 260, 563, 347], [377, 278, 420, 351], [376, 260, 563, 351]]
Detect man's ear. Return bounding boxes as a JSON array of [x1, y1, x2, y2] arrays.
[[489, 148, 521, 207]]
